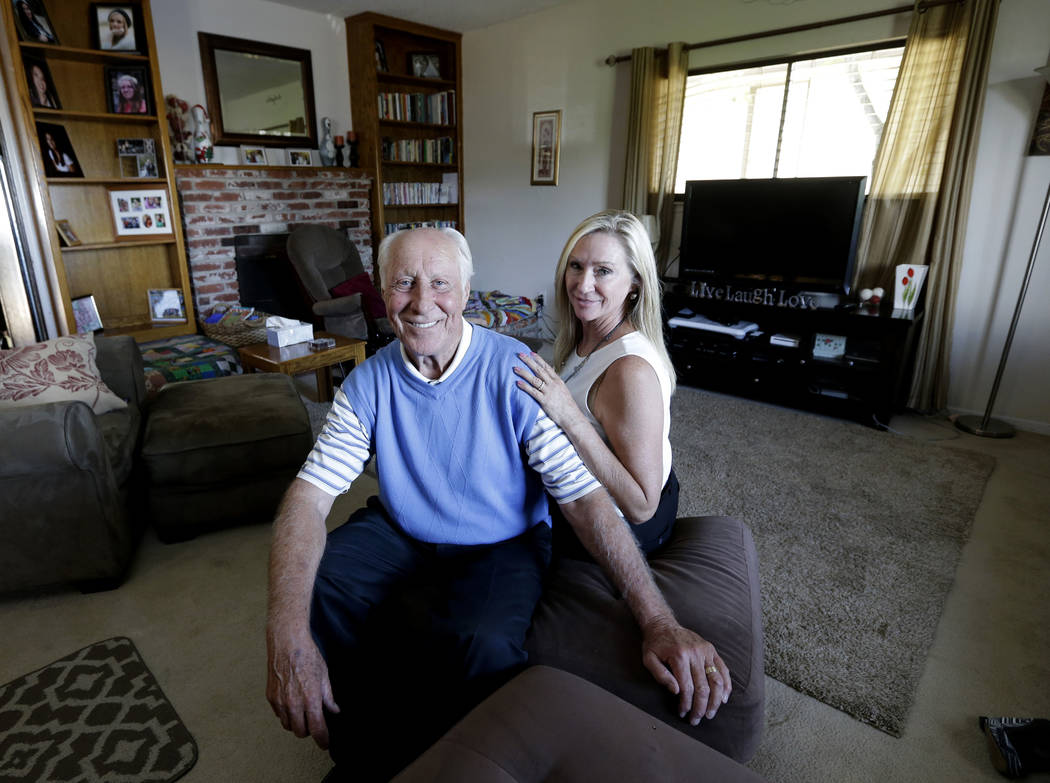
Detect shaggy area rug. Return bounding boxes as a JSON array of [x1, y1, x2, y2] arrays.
[[0, 637, 197, 782], [669, 387, 995, 736]]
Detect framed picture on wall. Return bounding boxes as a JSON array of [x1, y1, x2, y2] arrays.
[[287, 148, 313, 166], [90, 4, 145, 54], [106, 186, 172, 239], [530, 110, 561, 186]]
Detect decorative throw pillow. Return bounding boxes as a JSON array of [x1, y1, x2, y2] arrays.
[[0, 333, 127, 414], [330, 272, 388, 320]]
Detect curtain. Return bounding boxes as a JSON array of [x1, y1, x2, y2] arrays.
[[853, 0, 1000, 411], [622, 42, 688, 272]]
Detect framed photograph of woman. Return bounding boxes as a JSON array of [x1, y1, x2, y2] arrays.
[[530, 110, 561, 186], [36, 122, 82, 178], [104, 65, 150, 115], [12, 0, 58, 44], [90, 4, 144, 53], [23, 55, 60, 109]]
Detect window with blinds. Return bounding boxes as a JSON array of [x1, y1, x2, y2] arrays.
[[674, 43, 905, 192]]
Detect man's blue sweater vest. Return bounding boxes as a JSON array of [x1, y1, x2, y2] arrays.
[[340, 327, 549, 545]]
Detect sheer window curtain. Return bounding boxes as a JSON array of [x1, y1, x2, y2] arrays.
[[853, 0, 1000, 411], [622, 43, 688, 273]]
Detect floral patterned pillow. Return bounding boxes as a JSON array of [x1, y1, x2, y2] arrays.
[[0, 334, 127, 414]]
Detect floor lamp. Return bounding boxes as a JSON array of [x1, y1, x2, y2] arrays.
[[957, 66, 1050, 438]]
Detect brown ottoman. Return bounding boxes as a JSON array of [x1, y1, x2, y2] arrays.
[[393, 665, 766, 782], [141, 373, 313, 542], [526, 516, 765, 763]]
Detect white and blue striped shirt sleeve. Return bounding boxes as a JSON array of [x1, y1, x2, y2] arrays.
[[526, 408, 601, 505], [296, 387, 372, 495]]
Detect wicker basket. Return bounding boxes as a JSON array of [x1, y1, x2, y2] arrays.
[[199, 306, 271, 347]]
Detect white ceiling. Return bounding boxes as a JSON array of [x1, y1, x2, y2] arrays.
[[264, 0, 573, 33]]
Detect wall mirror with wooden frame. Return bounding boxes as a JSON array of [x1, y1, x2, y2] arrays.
[[198, 32, 317, 147]]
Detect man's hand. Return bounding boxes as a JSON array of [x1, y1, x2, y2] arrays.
[[266, 627, 340, 749], [641, 615, 732, 726]]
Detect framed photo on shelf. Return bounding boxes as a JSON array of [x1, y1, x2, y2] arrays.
[[90, 4, 145, 54], [106, 186, 173, 239], [36, 122, 83, 178], [116, 137, 158, 178], [148, 288, 185, 323], [374, 40, 388, 72], [12, 0, 58, 44], [530, 109, 561, 186], [55, 219, 81, 247], [71, 294, 104, 333], [287, 148, 313, 167], [104, 65, 151, 115], [409, 53, 441, 79], [23, 55, 61, 109], [239, 145, 266, 165]]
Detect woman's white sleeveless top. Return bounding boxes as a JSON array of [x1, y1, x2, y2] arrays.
[[560, 331, 672, 486]]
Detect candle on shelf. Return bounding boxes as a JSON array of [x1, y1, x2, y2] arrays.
[[347, 132, 357, 142], [335, 135, 344, 146]]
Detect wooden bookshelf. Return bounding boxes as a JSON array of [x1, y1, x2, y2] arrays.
[[2, 0, 195, 341], [346, 12, 463, 247]]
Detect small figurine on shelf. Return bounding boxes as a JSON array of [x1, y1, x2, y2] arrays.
[[345, 131, 359, 168], [319, 117, 337, 166], [165, 95, 193, 164], [191, 104, 213, 164]]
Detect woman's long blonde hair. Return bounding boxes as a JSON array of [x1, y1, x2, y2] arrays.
[[552, 210, 675, 392]]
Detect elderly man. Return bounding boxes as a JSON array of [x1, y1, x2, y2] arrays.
[[266, 228, 730, 778]]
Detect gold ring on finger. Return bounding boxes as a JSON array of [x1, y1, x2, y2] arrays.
[[705, 665, 718, 675]]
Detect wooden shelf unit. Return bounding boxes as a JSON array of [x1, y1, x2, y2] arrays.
[[346, 12, 463, 247], [3, 0, 195, 341]]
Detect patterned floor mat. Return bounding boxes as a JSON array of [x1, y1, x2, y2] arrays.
[[0, 637, 197, 782]]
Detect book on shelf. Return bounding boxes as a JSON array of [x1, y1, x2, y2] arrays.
[[377, 90, 456, 125], [381, 136, 455, 164], [382, 180, 458, 206], [385, 220, 458, 233]]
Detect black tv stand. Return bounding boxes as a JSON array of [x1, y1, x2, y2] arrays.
[[664, 282, 924, 425]]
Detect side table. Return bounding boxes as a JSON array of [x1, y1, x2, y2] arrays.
[[238, 332, 367, 402]]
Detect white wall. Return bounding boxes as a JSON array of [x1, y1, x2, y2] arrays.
[[150, 0, 352, 161], [949, 0, 1050, 433], [463, 0, 1050, 431]]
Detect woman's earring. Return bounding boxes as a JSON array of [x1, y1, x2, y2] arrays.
[[629, 290, 639, 302]]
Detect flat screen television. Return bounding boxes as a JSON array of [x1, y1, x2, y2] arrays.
[[678, 176, 867, 295]]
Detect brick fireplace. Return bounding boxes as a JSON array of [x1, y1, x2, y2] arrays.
[[173, 166, 374, 315]]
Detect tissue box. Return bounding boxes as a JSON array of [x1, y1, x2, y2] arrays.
[[266, 320, 314, 347]]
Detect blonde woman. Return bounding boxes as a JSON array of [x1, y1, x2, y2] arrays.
[[516, 210, 678, 557]]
